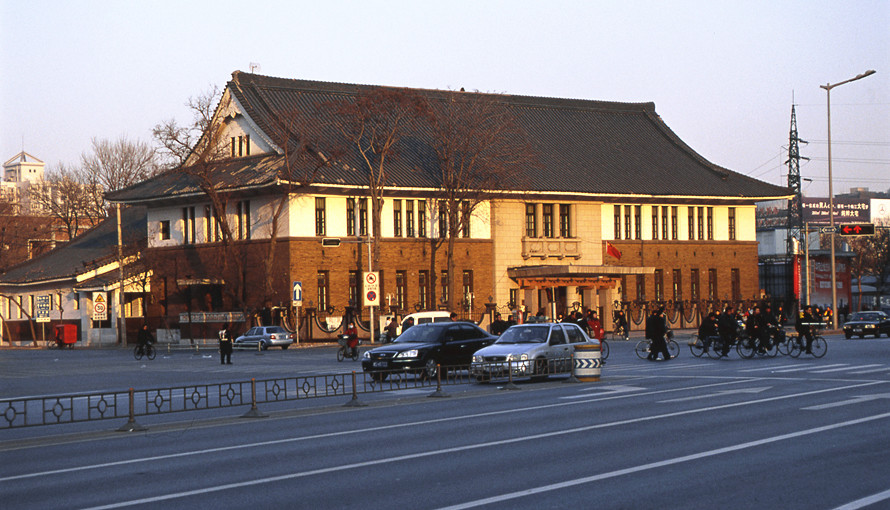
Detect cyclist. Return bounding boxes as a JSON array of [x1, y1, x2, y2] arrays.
[[645, 307, 671, 361], [137, 324, 154, 357], [746, 306, 768, 354], [795, 306, 815, 354], [614, 310, 629, 340], [717, 306, 738, 357], [344, 322, 359, 358], [697, 312, 719, 353]]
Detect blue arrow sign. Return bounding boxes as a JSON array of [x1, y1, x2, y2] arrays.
[[292, 281, 303, 306]]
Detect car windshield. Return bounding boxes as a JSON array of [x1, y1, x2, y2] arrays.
[[392, 325, 445, 344], [850, 313, 881, 322], [495, 326, 548, 344]]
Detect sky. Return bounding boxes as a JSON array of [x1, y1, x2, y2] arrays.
[[2, 0, 888, 198]]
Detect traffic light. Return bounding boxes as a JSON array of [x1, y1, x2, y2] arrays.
[[837, 223, 875, 236]]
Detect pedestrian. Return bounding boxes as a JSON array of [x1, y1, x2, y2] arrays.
[[450, 312, 458, 321], [587, 311, 605, 341], [645, 307, 671, 361], [385, 316, 399, 342], [403, 317, 415, 331], [218, 323, 233, 365], [490, 312, 509, 335]]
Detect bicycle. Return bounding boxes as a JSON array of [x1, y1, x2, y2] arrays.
[[735, 331, 778, 359], [599, 338, 610, 360], [789, 334, 827, 358], [688, 333, 720, 358], [134, 343, 156, 361], [635, 336, 679, 360]]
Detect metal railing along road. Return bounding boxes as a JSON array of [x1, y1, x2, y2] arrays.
[[0, 357, 582, 431]]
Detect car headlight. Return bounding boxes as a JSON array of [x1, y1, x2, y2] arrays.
[[865, 324, 876, 328], [506, 353, 529, 362], [395, 349, 419, 359], [362, 351, 370, 359], [473, 355, 484, 363]]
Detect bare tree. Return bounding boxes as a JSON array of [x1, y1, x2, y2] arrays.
[[81, 136, 159, 192], [30, 163, 104, 240], [153, 86, 220, 169], [849, 220, 890, 311], [326, 87, 429, 267], [426, 91, 533, 311]]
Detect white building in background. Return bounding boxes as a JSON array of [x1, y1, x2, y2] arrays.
[[2, 151, 46, 215]]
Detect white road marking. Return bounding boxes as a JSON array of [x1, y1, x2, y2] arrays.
[[832, 487, 890, 510], [802, 392, 890, 411], [811, 364, 882, 374], [773, 363, 845, 373], [738, 363, 802, 372], [658, 387, 771, 403]]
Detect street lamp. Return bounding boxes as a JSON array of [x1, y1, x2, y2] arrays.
[[820, 69, 876, 329]]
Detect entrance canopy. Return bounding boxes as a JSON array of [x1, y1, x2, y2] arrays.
[[508, 264, 654, 290]]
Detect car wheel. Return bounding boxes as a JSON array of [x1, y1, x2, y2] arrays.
[[260, 341, 269, 351], [424, 358, 439, 380], [844, 332, 851, 339], [281, 345, 289, 350], [531, 358, 549, 382], [371, 371, 388, 382]]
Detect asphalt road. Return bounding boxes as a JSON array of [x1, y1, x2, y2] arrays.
[[2, 333, 889, 509]]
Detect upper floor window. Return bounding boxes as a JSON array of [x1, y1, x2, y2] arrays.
[[728, 207, 737, 240], [236, 200, 251, 240], [230, 135, 251, 157], [661, 206, 669, 240], [406, 200, 415, 237], [159, 220, 171, 241], [651, 206, 659, 240], [559, 204, 571, 238], [613, 205, 621, 239], [315, 197, 326, 236], [707, 207, 714, 240], [417, 200, 427, 237], [688, 207, 695, 241], [393, 200, 402, 237], [438, 201, 448, 238], [671, 206, 679, 240], [624, 205, 632, 240], [528, 204, 539, 238], [346, 198, 356, 236], [460, 200, 471, 238], [182, 206, 196, 245], [697, 207, 705, 240], [542, 204, 554, 238], [634, 205, 642, 240]]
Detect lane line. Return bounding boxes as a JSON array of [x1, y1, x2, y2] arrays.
[[436, 411, 890, 510], [832, 488, 890, 510], [812, 364, 883, 374], [773, 363, 846, 373]]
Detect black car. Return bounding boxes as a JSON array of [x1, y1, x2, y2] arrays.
[[362, 322, 496, 381], [842, 311, 890, 339]]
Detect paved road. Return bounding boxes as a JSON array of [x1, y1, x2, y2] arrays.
[[2, 334, 889, 509]]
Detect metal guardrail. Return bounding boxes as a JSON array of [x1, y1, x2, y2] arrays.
[[0, 357, 583, 431]]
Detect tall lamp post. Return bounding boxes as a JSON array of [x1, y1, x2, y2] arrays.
[[821, 69, 876, 329]]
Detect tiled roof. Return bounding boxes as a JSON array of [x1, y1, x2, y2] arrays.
[[108, 72, 791, 202], [0, 206, 146, 286]]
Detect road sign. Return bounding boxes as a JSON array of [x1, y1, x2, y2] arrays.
[[35, 295, 51, 323], [819, 226, 837, 234], [292, 281, 303, 307], [363, 271, 380, 307], [838, 223, 875, 236], [92, 292, 108, 321]]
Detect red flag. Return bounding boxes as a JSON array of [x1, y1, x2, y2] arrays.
[[606, 242, 622, 261]]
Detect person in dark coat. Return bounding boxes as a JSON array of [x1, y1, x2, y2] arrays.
[[137, 324, 154, 355], [490, 313, 509, 335], [796, 306, 815, 354], [645, 307, 671, 361], [615, 310, 629, 340], [218, 323, 233, 365], [746, 306, 767, 353], [717, 306, 738, 357], [698, 312, 719, 353]]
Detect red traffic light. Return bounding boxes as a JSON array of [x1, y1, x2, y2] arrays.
[[838, 223, 875, 236]]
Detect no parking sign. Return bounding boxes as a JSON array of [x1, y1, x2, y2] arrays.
[[363, 272, 379, 307]]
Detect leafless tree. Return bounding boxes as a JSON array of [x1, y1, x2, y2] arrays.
[[326, 87, 429, 267], [30, 163, 104, 240], [849, 220, 890, 311], [153, 86, 220, 169], [81, 136, 160, 193], [426, 91, 534, 311]]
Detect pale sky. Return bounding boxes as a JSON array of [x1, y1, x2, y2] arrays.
[[2, 0, 888, 198]]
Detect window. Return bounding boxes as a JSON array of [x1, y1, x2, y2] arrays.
[[728, 207, 736, 240], [707, 207, 714, 240], [159, 220, 171, 240], [672, 269, 682, 301], [731, 268, 741, 301], [525, 204, 536, 237], [245, 135, 250, 156], [396, 270, 407, 310], [543, 204, 554, 238], [317, 271, 329, 311], [688, 207, 695, 241], [708, 268, 718, 300], [654, 269, 664, 301], [359, 198, 368, 236], [460, 200, 471, 238], [418, 200, 427, 237], [671, 206, 678, 240], [559, 204, 571, 238], [462, 270, 474, 311], [348, 271, 359, 307], [662, 206, 669, 240], [634, 205, 642, 240], [690, 268, 700, 301], [509, 288, 518, 308], [236, 200, 251, 240], [441, 270, 449, 304], [315, 197, 326, 236], [438, 201, 448, 238], [230, 137, 236, 157], [346, 198, 356, 236], [393, 200, 402, 237], [624, 205, 632, 240], [636, 275, 646, 301], [204, 205, 220, 242], [613, 205, 621, 239], [418, 270, 429, 310], [182, 206, 196, 244], [651, 206, 659, 240], [697, 207, 705, 240], [406, 200, 415, 237]]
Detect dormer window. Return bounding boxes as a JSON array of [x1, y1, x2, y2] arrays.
[[230, 135, 251, 157]]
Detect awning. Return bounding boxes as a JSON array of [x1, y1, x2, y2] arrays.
[[508, 264, 654, 289]]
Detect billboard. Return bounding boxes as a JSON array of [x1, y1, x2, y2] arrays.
[[802, 197, 870, 225]]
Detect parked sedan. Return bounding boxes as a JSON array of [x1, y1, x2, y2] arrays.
[[234, 326, 295, 350], [842, 311, 890, 339], [362, 322, 496, 380], [470, 322, 598, 381]]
